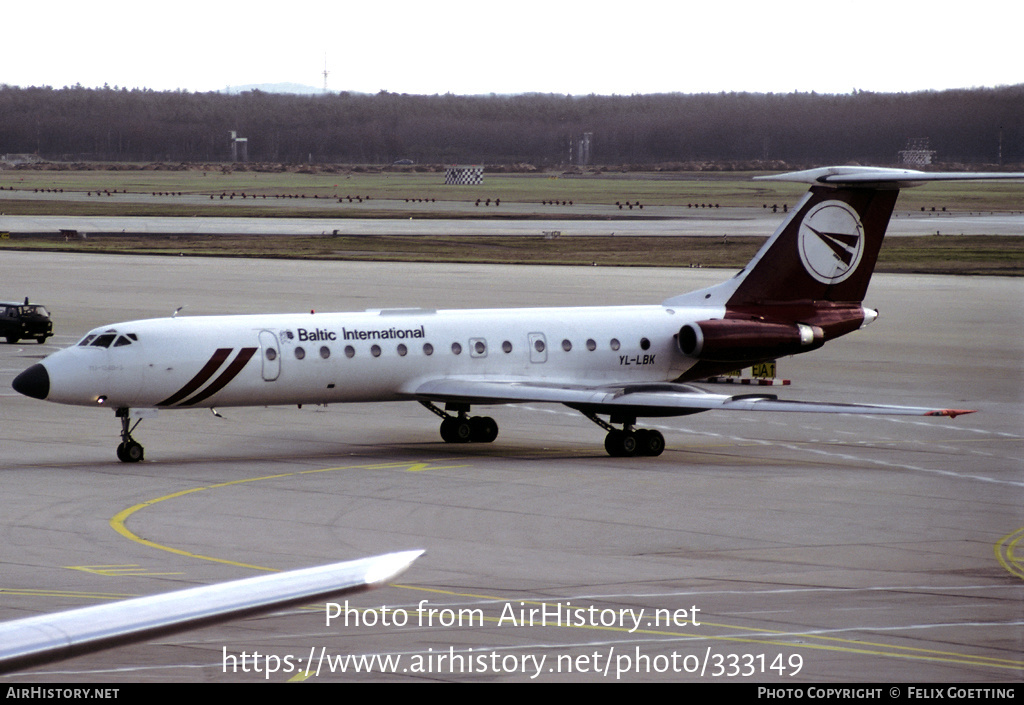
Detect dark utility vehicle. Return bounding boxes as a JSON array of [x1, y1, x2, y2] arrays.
[[1, 298, 53, 344]]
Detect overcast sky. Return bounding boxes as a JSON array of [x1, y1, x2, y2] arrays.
[[5, 0, 1021, 96]]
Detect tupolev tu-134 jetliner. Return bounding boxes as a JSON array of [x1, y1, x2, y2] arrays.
[[13, 167, 1023, 461]]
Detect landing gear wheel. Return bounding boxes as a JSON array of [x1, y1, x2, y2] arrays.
[[116, 440, 144, 463], [604, 428, 663, 457], [440, 416, 473, 443], [604, 430, 621, 456], [580, 411, 670, 458], [439, 414, 499, 444], [604, 430, 638, 457], [453, 418, 473, 442], [123, 441, 144, 463], [425, 403, 501, 446], [470, 416, 498, 443], [439, 417, 458, 443], [637, 429, 665, 456]]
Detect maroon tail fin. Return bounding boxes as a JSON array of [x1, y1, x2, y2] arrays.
[[664, 167, 1024, 382], [727, 184, 898, 306], [663, 168, 1024, 312]]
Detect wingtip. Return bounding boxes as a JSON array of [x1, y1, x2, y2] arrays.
[[926, 409, 977, 419], [363, 549, 425, 586]]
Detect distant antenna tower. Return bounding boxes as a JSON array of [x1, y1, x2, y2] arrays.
[[569, 132, 593, 165], [322, 54, 330, 94], [229, 131, 248, 162]]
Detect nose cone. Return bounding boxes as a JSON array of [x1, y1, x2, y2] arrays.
[[12, 364, 50, 400]]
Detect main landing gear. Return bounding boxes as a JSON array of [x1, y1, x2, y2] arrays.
[[115, 407, 145, 463], [420, 401, 663, 457], [580, 411, 665, 457], [420, 401, 499, 444]]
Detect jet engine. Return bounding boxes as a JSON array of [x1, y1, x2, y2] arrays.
[[677, 319, 824, 362]]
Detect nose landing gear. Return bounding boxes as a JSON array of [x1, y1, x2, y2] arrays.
[[115, 408, 145, 463]]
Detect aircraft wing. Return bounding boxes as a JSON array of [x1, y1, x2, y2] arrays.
[[0, 549, 423, 675], [411, 379, 974, 418]]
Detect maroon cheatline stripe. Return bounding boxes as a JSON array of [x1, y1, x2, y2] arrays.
[[156, 348, 233, 407], [179, 347, 258, 406]]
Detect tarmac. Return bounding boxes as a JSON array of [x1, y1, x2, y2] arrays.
[[4, 209, 1024, 237]]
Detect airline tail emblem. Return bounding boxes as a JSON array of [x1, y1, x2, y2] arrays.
[[797, 200, 865, 285]]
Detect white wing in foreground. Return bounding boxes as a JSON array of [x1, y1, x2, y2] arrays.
[[0, 549, 423, 674], [412, 379, 974, 418]]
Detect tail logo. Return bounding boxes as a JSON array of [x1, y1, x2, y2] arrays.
[[797, 200, 865, 284]]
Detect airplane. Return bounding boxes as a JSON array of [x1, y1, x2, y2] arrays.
[[0, 549, 422, 674], [12, 166, 1023, 461]]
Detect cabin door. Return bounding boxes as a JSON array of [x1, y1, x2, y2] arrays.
[[258, 330, 281, 381]]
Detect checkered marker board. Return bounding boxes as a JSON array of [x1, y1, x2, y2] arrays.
[[445, 166, 483, 185]]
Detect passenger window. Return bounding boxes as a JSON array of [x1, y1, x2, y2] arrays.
[[397, 343, 408, 357], [265, 348, 278, 361], [344, 345, 355, 358], [502, 340, 512, 353], [534, 339, 546, 353], [561, 339, 572, 352], [320, 346, 331, 359], [423, 343, 434, 356], [610, 338, 620, 351], [586, 339, 596, 351], [371, 344, 381, 357], [452, 342, 462, 355], [640, 337, 651, 350], [295, 346, 306, 360]]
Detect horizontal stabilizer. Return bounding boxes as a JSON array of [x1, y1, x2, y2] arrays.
[[755, 166, 1024, 188]]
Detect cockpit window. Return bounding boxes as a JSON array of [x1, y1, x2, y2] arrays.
[[90, 334, 117, 348], [78, 330, 137, 348]]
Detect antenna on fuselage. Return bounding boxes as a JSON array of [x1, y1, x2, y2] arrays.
[[171, 306, 186, 318]]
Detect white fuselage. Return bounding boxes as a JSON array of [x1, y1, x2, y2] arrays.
[[42, 303, 719, 410]]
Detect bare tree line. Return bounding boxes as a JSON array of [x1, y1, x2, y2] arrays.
[[1, 84, 1021, 166]]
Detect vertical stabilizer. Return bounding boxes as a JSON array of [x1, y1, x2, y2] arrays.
[[665, 167, 1024, 309], [726, 183, 898, 306]]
